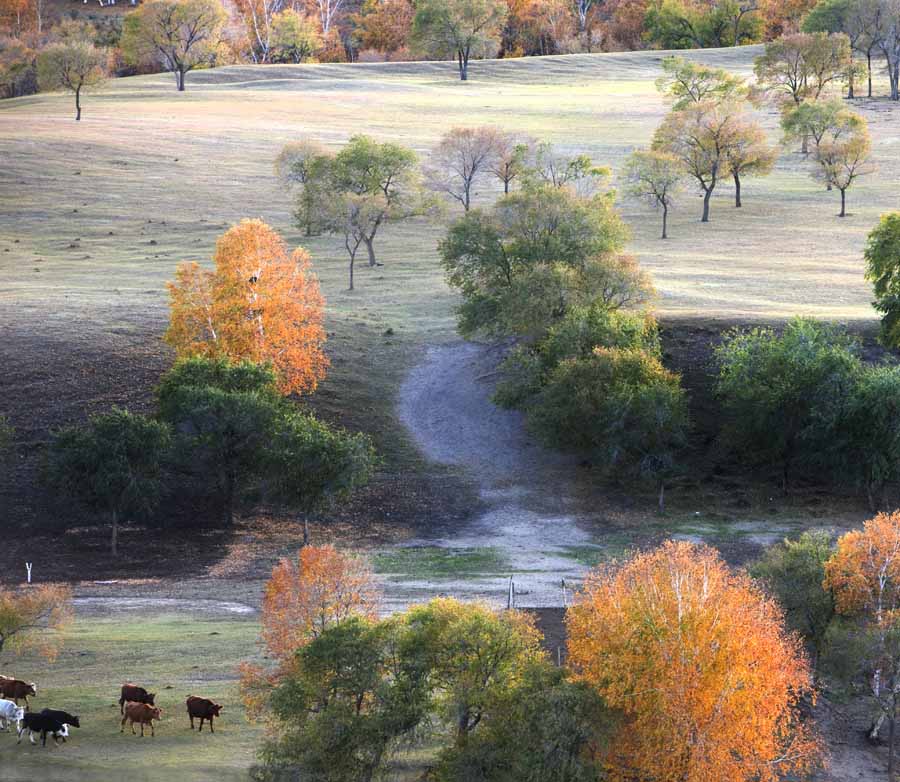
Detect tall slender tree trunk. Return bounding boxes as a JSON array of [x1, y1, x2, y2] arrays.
[[868, 52, 873, 97], [302, 517, 310, 547], [177, 69, 186, 91], [733, 171, 741, 207], [458, 49, 468, 81], [658, 481, 665, 513], [839, 188, 847, 217], [661, 203, 668, 239], [75, 86, 81, 121], [364, 237, 376, 267], [701, 187, 712, 222], [110, 509, 118, 556], [348, 250, 355, 291]]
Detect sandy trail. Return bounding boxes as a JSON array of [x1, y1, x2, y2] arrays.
[[391, 341, 603, 608]]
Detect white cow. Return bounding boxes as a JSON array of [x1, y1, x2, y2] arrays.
[[0, 698, 23, 731]]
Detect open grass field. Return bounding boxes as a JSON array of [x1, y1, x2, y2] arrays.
[[0, 608, 264, 781], [2, 45, 900, 779]]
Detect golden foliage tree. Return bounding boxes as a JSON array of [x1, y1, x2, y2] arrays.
[[824, 512, 900, 770], [0, 584, 73, 662], [165, 219, 328, 396], [240, 545, 379, 718], [260, 544, 379, 662], [567, 540, 821, 782]]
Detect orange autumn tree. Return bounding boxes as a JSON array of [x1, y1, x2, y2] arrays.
[[0, 584, 73, 663], [567, 540, 822, 782], [240, 545, 379, 716], [824, 512, 900, 771], [166, 219, 328, 396]]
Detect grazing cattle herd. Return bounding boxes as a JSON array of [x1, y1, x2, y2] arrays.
[[0, 676, 223, 748]]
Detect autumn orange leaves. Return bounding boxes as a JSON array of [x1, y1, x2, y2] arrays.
[[165, 219, 328, 396], [568, 540, 821, 782], [243, 541, 829, 782]]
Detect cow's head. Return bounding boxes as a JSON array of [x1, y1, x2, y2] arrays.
[[149, 707, 162, 720], [26, 684, 36, 696], [210, 703, 223, 717], [69, 716, 81, 728], [55, 724, 69, 739], [146, 693, 156, 706]]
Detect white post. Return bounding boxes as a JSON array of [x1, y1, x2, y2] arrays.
[[25, 563, 32, 584]]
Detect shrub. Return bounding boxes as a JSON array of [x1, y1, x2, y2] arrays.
[[528, 347, 688, 506], [714, 318, 861, 490]]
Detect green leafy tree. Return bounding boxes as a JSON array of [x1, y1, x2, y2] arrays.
[[655, 55, 748, 109], [644, 0, 763, 49], [495, 304, 659, 408], [326, 135, 422, 269], [622, 149, 685, 238], [529, 346, 688, 510], [864, 212, 900, 346], [46, 408, 172, 555], [412, 0, 507, 80], [753, 32, 853, 150], [714, 318, 861, 491], [275, 139, 334, 237], [36, 37, 106, 121], [270, 9, 322, 62], [780, 98, 862, 155], [434, 661, 617, 782], [121, 0, 226, 91], [750, 531, 836, 674], [157, 357, 282, 526], [802, 0, 881, 97], [267, 411, 376, 545], [402, 598, 545, 747], [259, 616, 430, 782], [440, 185, 632, 336], [843, 364, 900, 508]]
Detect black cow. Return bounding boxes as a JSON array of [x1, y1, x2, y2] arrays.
[[17, 712, 68, 746], [40, 709, 80, 734], [186, 696, 222, 733]]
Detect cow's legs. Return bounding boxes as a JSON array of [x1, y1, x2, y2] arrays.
[[209, 717, 214, 733], [16, 725, 23, 744], [189, 715, 194, 730], [198, 717, 205, 733], [150, 722, 155, 737], [131, 720, 137, 735], [140, 722, 144, 737], [120, 716, 127, 733]]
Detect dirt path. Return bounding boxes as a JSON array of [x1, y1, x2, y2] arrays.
[[393, 341, 604, 608]]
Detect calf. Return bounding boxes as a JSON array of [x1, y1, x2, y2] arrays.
[[186, 695, 222, 733], [0, 698, 23, 731], [17, 712, 68, 746], [121, 702, 162, 737], [119, 683, 155, 714], [0, 678, 36, 707]]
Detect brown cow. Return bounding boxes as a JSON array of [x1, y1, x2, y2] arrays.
[[119, 684, 155, 714], [186, 696, 222, 733], [0, 678, 37, 707], [121, 702, 162, 737]]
